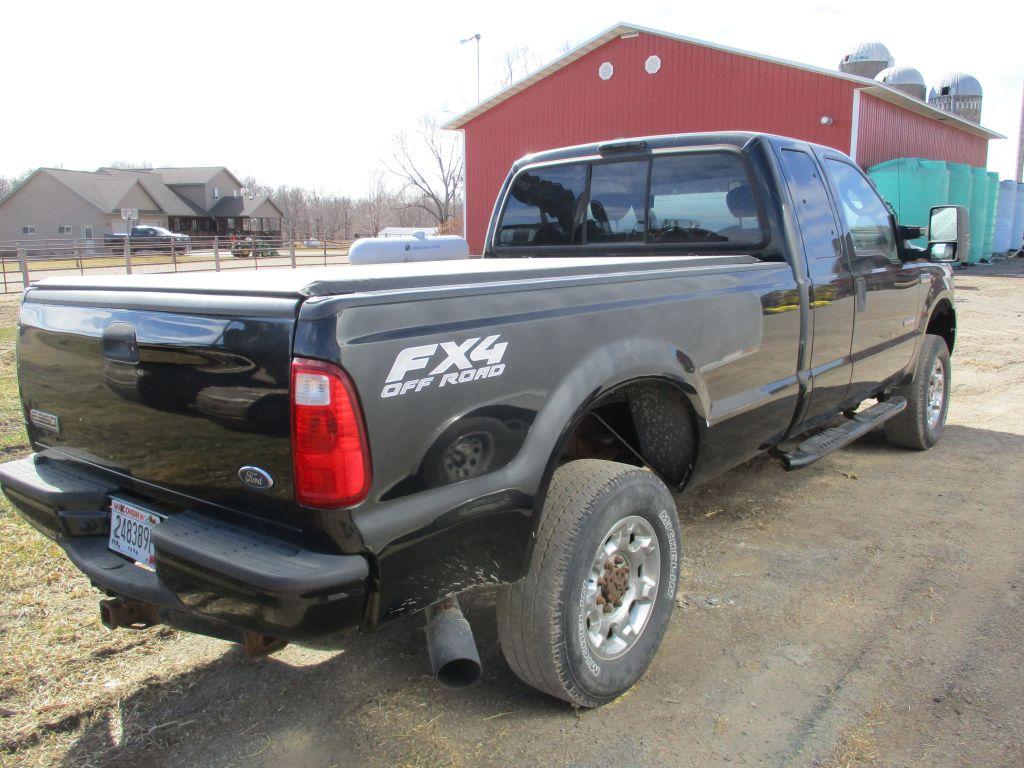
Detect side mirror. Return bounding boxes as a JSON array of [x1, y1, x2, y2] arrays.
[[927, 205, 969, 263]]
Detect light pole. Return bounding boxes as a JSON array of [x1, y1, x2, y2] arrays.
[[460, 33, 481, 103]]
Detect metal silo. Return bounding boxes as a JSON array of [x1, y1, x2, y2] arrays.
[[928, 73, 983, 124], [875, 66, 927, 101], [839, 41, 893, 79], [967, 167, 989, 264], [993, 180, 1017, 254], [981, 172, 999, 261]]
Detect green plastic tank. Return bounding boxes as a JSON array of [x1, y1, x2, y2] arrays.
[[967, 167, 989, 264], [868, 158, 949, 247], [980, 171, 999, 261], [947, 162, 973, 208]]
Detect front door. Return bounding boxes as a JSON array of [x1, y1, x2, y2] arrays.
[[820, 154, 922, 401]]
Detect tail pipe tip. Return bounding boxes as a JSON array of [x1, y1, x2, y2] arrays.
[[425, 596, 482, 688]]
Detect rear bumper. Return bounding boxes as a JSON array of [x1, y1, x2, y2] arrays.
[[0, 455, 369, 642]]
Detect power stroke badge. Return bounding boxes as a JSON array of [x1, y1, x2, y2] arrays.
[[381, 335, 508, 398]]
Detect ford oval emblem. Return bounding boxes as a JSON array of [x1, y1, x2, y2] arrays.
[[238, 466, 274, 492]]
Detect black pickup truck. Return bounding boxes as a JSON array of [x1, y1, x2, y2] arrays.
[[0, 132, 962, 707]]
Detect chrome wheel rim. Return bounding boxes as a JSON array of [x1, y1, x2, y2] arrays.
[[926, 356, 946, 429], [583, 515, 661, 660]]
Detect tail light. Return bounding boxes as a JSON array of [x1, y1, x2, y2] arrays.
[[291, 358, 371, 508]]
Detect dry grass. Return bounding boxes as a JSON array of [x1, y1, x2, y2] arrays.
[[820, 704, 889, 768], [0, 303, 210, 767]]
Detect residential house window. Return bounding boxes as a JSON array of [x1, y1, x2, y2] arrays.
[[21, 226, 36, 235], [213, 187, 220, 199], [81, 226, 94, 239], [58, 225, 73, 235]]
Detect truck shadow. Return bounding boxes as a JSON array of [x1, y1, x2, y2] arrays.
[[56, 423, 1020, 768]]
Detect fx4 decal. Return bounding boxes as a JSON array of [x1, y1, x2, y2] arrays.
[[381, 335, 508, 398]]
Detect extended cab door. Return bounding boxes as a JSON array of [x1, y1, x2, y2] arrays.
[[818, 153, 923, 401], [774, 141, 855, 421]]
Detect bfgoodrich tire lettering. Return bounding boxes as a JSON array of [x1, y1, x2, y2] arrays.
[[496, 460, 681, 707]]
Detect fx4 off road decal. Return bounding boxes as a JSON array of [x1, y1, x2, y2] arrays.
[[381, 335, 508, 398]]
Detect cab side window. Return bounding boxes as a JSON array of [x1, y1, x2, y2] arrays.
[[497, 163, 587, 247], [779, 149, 841, 260], [825, 159, 898, 262]]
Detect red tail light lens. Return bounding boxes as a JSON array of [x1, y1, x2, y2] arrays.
[[291, 358, 371, 508]]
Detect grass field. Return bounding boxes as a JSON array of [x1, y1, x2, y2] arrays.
[[0, 301, 186, 767]]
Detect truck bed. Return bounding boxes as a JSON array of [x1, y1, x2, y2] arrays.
[[31, 254, 761, 298]]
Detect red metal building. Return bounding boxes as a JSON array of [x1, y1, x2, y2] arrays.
[[444, 23, 1001, 254]]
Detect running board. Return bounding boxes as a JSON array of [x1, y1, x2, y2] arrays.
[[779, 397, 907, 470]]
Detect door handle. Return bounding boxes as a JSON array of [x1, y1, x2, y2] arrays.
[[854, 277, 867, 313]]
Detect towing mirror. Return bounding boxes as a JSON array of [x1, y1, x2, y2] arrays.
[[927, 205, 969, 263]]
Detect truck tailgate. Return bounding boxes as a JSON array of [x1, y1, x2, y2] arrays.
[[17, 290, 301, 531]]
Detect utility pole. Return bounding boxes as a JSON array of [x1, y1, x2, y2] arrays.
[[460, 33, 481, 103]]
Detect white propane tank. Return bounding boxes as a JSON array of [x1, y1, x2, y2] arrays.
[[348, 232, 470, 264]]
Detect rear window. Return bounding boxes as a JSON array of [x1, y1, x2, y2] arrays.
[[586, 160, 648, 244], [496, 163, 586, 247], [649, 154, 764, 245], [495, 151, 765, 250]]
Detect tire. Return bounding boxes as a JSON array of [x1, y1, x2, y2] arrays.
[[496, 459, 681, 707], [884, 333, 951, 450]]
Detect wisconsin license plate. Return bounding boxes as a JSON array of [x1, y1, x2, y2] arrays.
[[109, 497, 164, 566]]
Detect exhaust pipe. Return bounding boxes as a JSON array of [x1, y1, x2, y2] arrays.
[[425, 596, 482, 687]]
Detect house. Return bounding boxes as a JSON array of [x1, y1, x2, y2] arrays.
[[443, 22, 1002, 253], [0, 165, 283, 242]]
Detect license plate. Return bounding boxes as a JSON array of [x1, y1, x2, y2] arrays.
[[109, 497, 164, 566]]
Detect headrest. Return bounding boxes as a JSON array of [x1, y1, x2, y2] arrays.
[[726, 185, 757, 219]]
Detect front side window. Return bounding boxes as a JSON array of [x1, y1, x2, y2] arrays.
[[21, 226, 35, 235], [825, 159, 897, 262], [586, 160, 647, 244], [648, 153, 765, 245], [497, 163, 586, 247], [58, 225, 73, 235]]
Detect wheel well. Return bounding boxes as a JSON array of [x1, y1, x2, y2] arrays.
[[558, 379, 699, 489], [927, 299, 956, 353]]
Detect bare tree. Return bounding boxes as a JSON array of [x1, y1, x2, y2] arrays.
[[241, 175, 274, 198], [0, 169, 35, 201], [499, 46, 542, 88], [386, 117, 464, 227], [108, 160, 153, 169], [273, 185, 308, 241]]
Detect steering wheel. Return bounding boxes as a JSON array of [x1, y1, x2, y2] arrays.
[[656, 226, 726, 243]]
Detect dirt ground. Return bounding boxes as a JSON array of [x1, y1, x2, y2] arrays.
[[1, 263, 1022, 767]]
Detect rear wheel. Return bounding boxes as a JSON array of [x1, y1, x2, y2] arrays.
[[884, 333, 951, 450], [496, 459, 681, 707]]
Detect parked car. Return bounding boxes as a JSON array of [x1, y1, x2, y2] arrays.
[[1, 132, 961, 707], [105, 226, 190, 252]]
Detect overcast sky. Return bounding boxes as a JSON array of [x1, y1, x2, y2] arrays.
[[4, 0, 1020, 194]]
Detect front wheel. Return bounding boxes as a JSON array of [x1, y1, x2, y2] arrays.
[[496, 460, 681, 707], [884, 333, 951, 450]]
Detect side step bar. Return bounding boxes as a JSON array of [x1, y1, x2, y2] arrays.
[[779, 397, 907, 470]]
